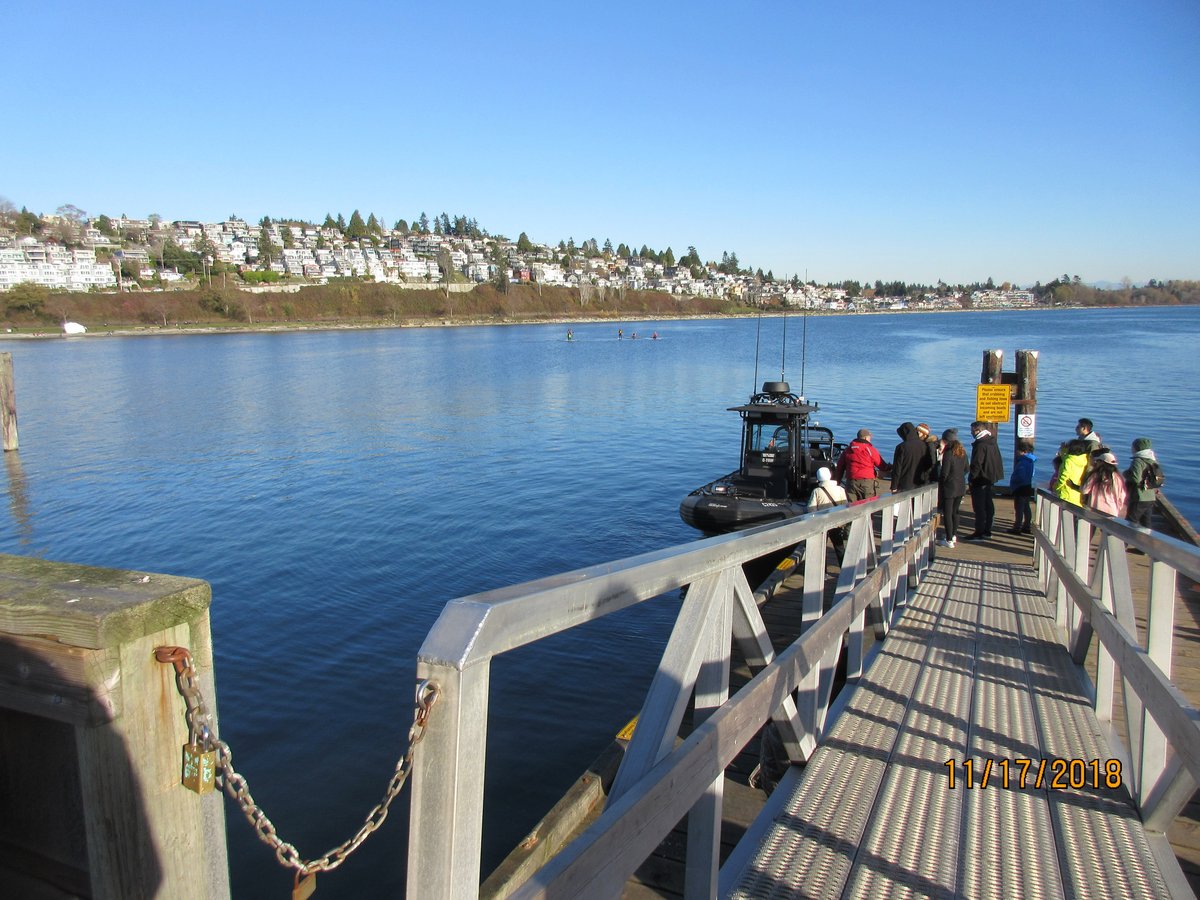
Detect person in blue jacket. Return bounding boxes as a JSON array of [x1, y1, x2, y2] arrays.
[[1008, 440, 1037, 534]]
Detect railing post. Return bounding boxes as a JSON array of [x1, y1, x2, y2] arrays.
[[1140, 559, 1178, 808], [407, 660, 491, 899], [685, 569, 732, 900], [0, 553, 229, 900]]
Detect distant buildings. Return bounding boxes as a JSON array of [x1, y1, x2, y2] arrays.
[[0, 210, 1045, 311]]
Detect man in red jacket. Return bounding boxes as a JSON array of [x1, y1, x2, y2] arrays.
[[833, 429, 892, 501]]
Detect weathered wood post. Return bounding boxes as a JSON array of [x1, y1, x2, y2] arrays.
[[0, 554, 230, 899], [0, 352, 18, 451], [1014, 349, 1039, 462], [979, 349, 1004, 434]]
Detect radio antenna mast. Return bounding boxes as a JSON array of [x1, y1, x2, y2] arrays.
[[752, 313, 762, 393], [780, 308, 788, 383]]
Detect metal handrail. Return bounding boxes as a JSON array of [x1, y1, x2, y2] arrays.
[[407, 486, 938, 898], [1034, 489, 1200, 835]]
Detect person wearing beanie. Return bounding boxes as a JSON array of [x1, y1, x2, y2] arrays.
[[916, 423, 941, 483], [808, 466, 848, 510], [808, 466, 849, 558], [833, 429, 891, 501], [1125, 437, 1163, 528]]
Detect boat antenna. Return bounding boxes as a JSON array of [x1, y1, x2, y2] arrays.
[[780, 308, 787, 383], [800, 299, 808, 397], [752, 312, 762, 393]]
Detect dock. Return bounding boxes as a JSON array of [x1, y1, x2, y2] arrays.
[[410, 485, 1200, 899], [3, 485, 1198, 899]]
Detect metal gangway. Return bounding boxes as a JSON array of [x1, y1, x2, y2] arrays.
[[407, 485, 1200, 898]]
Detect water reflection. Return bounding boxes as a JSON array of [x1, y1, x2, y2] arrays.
[[4, 451, 32, 545]]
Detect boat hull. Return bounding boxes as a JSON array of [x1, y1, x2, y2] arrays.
[[679, 481, 805, 535]]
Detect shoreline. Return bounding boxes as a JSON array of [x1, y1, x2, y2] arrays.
[[0, 302, 1171, 340]]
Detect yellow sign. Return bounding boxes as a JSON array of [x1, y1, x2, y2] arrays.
[[976, 384, 1013, 422]]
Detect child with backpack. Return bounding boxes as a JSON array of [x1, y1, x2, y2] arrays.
[[1125, 437, 1165, 528]]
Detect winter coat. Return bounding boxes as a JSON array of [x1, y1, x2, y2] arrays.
[[939, 450, 968, 500], [1009, 453, 1037, 492], [1052, 451, 1088, 506], [834, 439, 887, 482], [1082, 466, 1128, 517], [1125, 440, 1162, 504], [969, 432, 1004, 485], [891, 422, 932, 491]]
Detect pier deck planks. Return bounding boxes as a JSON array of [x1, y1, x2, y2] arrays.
[[621, 495, 1200, 898]]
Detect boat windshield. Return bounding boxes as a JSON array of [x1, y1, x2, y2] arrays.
[[749, 423, 790, 453]]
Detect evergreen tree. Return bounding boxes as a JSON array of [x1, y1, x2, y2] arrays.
[[394, 219, 410, 233], [367, 213, 381, 235], [418, 212, 429, 234], [663, 247, 676, 267], [323, 214, 337, 229], [517, 232, 534, 252], [336, 213, 347, 233], [617, 242, 631, 258], [346, 210, 368, 240], [603, 238, 613, 256]]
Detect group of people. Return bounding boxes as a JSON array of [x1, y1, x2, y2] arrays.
[[1049, 418, 1164, 528], [804, 414, 1166, 551]]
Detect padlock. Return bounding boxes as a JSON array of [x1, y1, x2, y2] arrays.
[[182, 742, 217, 794], [293, 871, 317, 899]]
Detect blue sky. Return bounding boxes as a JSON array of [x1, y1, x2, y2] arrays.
[[5, 1, 1198, 286]]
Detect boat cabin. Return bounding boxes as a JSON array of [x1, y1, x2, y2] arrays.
[[728, 381, 837, 500]]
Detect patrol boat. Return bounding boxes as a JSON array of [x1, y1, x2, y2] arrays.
[[679, 381, 843, 534]]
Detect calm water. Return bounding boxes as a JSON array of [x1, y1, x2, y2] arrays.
[[2, 307, 1197, 896]]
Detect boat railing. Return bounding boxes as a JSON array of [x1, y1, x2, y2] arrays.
[[407, 484, 939, 898], [1034, 489, 1200, 841]]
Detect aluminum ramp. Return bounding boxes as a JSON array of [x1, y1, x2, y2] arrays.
[[724, 557, 1172, 899]]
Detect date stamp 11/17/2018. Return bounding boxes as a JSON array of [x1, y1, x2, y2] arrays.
[[944, 758, 1123, 791]]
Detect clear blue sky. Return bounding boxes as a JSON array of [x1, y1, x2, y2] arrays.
[[5, 0, 1198, 286]]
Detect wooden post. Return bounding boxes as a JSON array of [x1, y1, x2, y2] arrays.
[[0, 555, 230, 899], [979, 349, 1004, 433], [1014, 349, 1039, 463], [0, 352, 18, 452]]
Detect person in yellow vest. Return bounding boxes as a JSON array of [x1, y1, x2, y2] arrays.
[[1052, 438, 1090, 506]]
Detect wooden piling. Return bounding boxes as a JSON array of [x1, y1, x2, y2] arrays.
[[979, 349, 1004, 433], [1014, 349, 1039, 460], [0, 555, 230, 899], [0, 353, 17, 452]]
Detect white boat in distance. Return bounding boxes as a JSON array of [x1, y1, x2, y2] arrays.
[[62, 322, 87, 335]]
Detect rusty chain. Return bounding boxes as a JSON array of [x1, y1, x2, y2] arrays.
[[154, 646, 439, 878]]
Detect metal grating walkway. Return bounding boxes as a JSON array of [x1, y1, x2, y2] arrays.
[[726, 556, 1171, 899]]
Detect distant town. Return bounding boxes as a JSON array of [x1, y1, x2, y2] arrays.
[[0, 205, 1194, 316]]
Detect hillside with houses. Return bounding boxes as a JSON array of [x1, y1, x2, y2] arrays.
[[1, 205, 1193, 326]]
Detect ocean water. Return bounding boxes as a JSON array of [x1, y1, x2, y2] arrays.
[[1, 306, 1196, 896]]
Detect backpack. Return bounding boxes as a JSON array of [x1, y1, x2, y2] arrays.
[[1140, 462, 1165, 491]]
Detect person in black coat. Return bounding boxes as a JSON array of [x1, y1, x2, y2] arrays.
[[891, 422, 932, 491], [966, 420, 1005, 539], [938, 429, 968, 546]]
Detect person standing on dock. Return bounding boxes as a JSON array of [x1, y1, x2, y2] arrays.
[[891, 422, 930, 491], [1008, 440, 1037, 534], [1052, 439, 1091, 506], [917, 423, 941, 482], [938, 429, 968, 547], [1125, 438, 1164, 529], [834, 429, 891, 501], [1082, 450, 1128, 517], [1076, 417, 1102, 446], [965, 421, 1003, 540], [808, 467, 849, 557]]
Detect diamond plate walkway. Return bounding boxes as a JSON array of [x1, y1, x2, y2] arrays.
[[724, 554, 1173, 899]]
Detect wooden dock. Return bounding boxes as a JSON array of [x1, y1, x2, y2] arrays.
[[614, 494, 1200, 898]]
